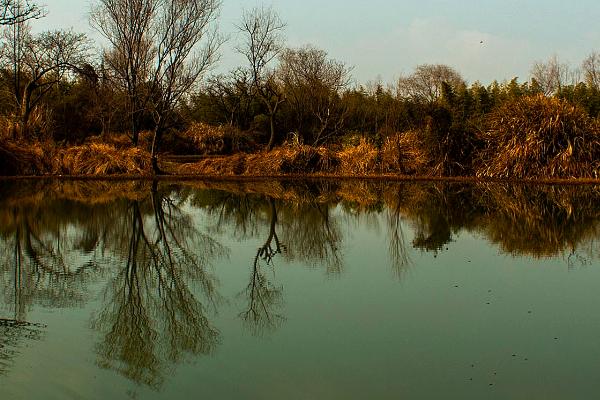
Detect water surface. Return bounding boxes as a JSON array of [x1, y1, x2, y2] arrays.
[[1, 179, 600, 399]]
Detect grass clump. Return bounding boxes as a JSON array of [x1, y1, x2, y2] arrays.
[[178, 144, 336, 176], [182, 122, 256, 155], [476, 95, 600, 178], [381, 131, 431, 175], [336, 138, 379, 175], [0, 139, 51, 176], [178, 153, 246, 175], [55, 143, 151, 175]]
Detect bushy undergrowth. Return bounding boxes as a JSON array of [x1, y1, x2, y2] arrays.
[[182, 122, 258, 154], [476, 95, 600, 178], [178, 144, 337, 175], [5, 95, 600, 179]]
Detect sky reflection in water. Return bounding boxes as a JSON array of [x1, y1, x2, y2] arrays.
[[1, 180, 599, 399]]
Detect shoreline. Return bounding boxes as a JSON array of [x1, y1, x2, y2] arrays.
[[2, 173, 600, 186]]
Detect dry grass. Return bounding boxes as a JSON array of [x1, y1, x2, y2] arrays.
[[476, 95, 600, 179], [381, 131, 431, 175], [0, 139, 52, 176], [336, 138, 379, 175], [181, 122, 256, 154], [177, 144, 337, 176], [54, 143, 152, 175], [178, 153, 246, 175], [86, 131, 154, 150]]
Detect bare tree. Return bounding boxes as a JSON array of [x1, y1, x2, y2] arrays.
[[0, 0, 43, 26], [278, 45, 351, 145], [147, 0, 222, 173], [1, 28, 90, 138], [582, 52, 600, 90], [530, 55, 577, 96], [92, 0, 221, 172], [397, 64, 464, 103], [90, 0, 157, 145], [237, 6, 285, 150], [202, 68, 255, 128]]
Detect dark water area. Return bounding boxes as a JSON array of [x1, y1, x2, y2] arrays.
[[1, 179, 600, 399]]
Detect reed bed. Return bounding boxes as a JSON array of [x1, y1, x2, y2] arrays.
[[381, 131, 431, 175], [476, 95, 600, 179], [178, 144, 337, 176], [54, 143, 152, 175], [337, 138, 379, 175]]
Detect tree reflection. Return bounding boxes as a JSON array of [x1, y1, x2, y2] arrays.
[[2, 179, 600, 389], [240, 198, 285, 335], [280, 201, 343, 274], [0, 318, 45, 375], [0, 203, 106, 319], [91, 187, 226, 389], [385, 193, 412, 278]]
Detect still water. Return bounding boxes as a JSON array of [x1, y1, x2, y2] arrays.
[[1, 179, 600, 399]]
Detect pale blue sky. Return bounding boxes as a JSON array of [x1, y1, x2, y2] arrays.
[[39, 0, 600, 85]]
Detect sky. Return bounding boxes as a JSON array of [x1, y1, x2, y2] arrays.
[[38, 0, 600, 86]]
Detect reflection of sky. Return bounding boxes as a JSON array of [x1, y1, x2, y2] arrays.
[[43, 0, 600, 83], [2, 189, 600, 399]]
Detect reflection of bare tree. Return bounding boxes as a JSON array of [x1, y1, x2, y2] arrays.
[[0, 318, 45, 375], [240, 199, 284, 335], [0, 206, 104, 320], [280, 202, 343, 274], [386, 200, 412, 279], [92, 188, 225, 389]]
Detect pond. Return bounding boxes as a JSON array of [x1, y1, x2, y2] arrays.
[[1, 179, 600, 399]]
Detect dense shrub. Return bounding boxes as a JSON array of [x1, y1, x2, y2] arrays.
[[476, 95, 600, 178], [0, 140, 50, 176]]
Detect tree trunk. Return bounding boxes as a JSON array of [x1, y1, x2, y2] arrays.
[[267, 113, 275, 151], [150, 125, 164, 175], [20, 81, 35, 139]]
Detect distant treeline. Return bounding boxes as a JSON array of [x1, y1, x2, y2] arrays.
[[1, 0, 600, 178]]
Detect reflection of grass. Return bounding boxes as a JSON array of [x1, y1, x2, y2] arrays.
[[476, 184, 600, 257], [3, 179, 600, 271], [154, 180, 600, 259]]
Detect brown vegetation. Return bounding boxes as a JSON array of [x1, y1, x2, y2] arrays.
[[54, 143, 152, 175], [476, 95, 600, 179], [381, 131, 430, 175], [182, 122, 257, 154], [0, 139, 51, 175], [337, 138, 379, 175], [177, 144, 337, 176]]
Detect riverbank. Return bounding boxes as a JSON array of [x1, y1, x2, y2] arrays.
[[2, 95, 600, 181], [3, 173, 600, 187]]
